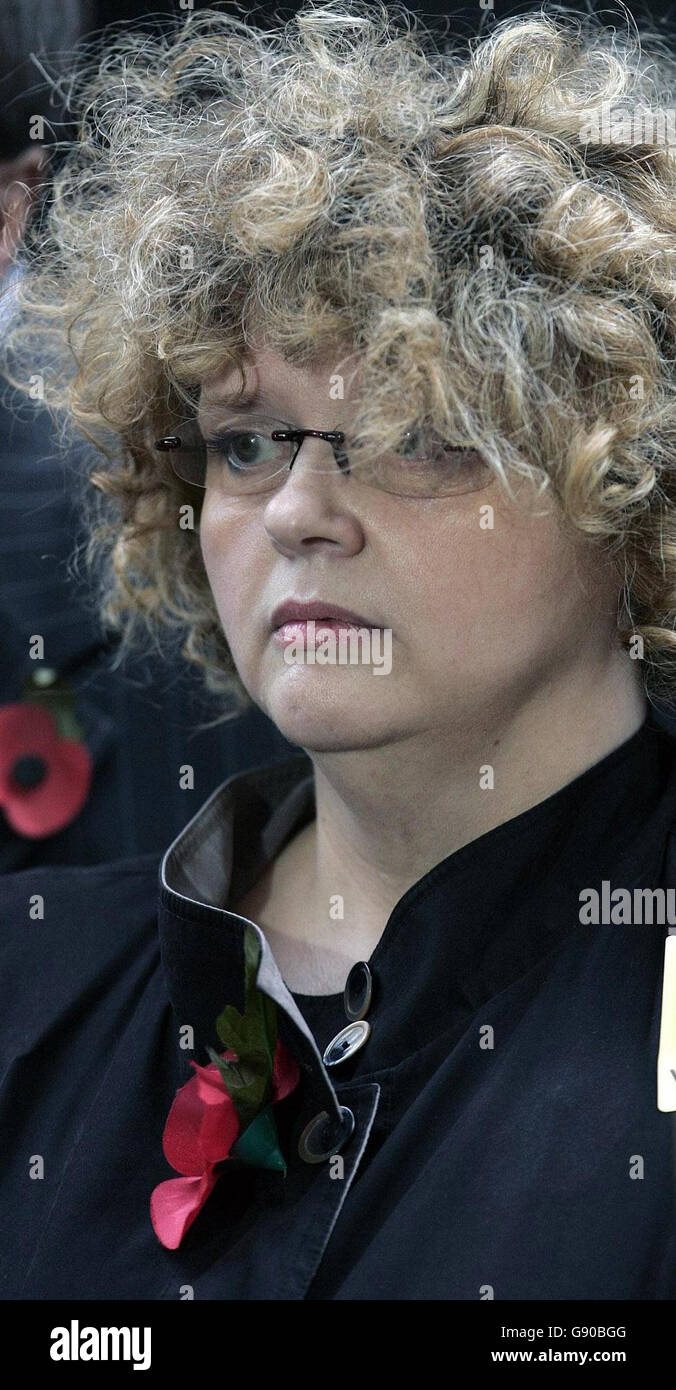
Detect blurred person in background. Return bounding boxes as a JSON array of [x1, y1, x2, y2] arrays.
[[0, 0, 294, 870]]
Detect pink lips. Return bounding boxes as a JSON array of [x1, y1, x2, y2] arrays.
[[272, 619, 364, 646], [269, 599, 382, 648], [270, 599, 376, 630]]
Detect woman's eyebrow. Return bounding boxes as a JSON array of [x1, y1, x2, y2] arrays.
[[200, 386, 269, 411], [198, 390, 305, 427]]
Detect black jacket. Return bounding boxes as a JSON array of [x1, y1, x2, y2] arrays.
[[1, 709, 676, 1299]]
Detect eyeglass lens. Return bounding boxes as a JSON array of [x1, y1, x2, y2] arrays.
[[156, 412, 492, 498]]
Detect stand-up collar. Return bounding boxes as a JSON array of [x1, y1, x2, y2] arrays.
[[159, 712, 676, 1095]]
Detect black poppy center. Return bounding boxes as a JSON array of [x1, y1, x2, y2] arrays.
[[11, 754, 47, 790]]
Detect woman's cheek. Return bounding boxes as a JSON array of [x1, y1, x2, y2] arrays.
[[200, 512, 241, 639], [200, 513, 266, 674]]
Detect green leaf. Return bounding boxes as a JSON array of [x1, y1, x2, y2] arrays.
[[230, 1104, 287, 1173], [215, 928, 277, 1072], [243, 925, 261, 994], [215, 1003, 251, 1056], [205, 1050, 257, 1092], [211, 924, 284, 1131], [20, 686, 84, 742]]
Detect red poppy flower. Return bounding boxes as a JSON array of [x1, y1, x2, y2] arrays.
[[0, 702, 92, 838], [150, 1039, 300, 1250]]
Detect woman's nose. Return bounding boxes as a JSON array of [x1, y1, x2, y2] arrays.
[[262, 436, 364, 557]]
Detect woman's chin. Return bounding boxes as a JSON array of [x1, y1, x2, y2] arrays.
[[259, 666, 400, 752]]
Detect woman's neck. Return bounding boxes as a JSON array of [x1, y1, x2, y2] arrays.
[[240, 653, 647, 993]]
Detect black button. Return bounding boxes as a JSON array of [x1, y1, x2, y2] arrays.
[[344, 960, 372, 1021], [297, 1105, 355, 1164], [323, 1019, 371, 1068]]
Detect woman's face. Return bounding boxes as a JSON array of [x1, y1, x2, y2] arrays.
[[199, 347, 625, 752]]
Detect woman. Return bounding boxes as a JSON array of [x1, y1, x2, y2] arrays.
[[1, 0, 676, 1300]]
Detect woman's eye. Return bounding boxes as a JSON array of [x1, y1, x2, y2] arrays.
[[206, 430, 268, 471], [441, 445, 479, 462], [397, 428, 426, 459], [396, 429, 477, 464]]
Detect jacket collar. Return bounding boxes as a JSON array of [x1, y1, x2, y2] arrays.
[[157, 752, 349, 1121], [158, 712, 676, 1089]]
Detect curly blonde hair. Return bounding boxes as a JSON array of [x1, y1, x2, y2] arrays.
[[4, 0, 676, 706]]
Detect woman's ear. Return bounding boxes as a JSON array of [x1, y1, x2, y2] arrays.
[[0, 145, 47, 277]]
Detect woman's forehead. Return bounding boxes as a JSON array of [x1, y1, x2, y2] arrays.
[[200, 346, 362, 412]]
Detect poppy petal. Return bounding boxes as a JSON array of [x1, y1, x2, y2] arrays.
[[0, 738, 92, 838], [150, 1169, 219, 1250], [193, 1061, 231, 1104], [163, 1066, 240, 1175], [0, 703, 59, 783]]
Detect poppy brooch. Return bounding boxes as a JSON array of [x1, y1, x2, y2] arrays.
[[151, 925, 301, 1249], [0, 695, 92, 839]]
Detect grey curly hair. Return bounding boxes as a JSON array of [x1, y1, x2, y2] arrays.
[[3, 0, 676, 707]]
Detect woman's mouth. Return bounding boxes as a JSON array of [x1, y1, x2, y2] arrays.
[[272, 618, 371, 646], [269, 599, 381, 643]]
